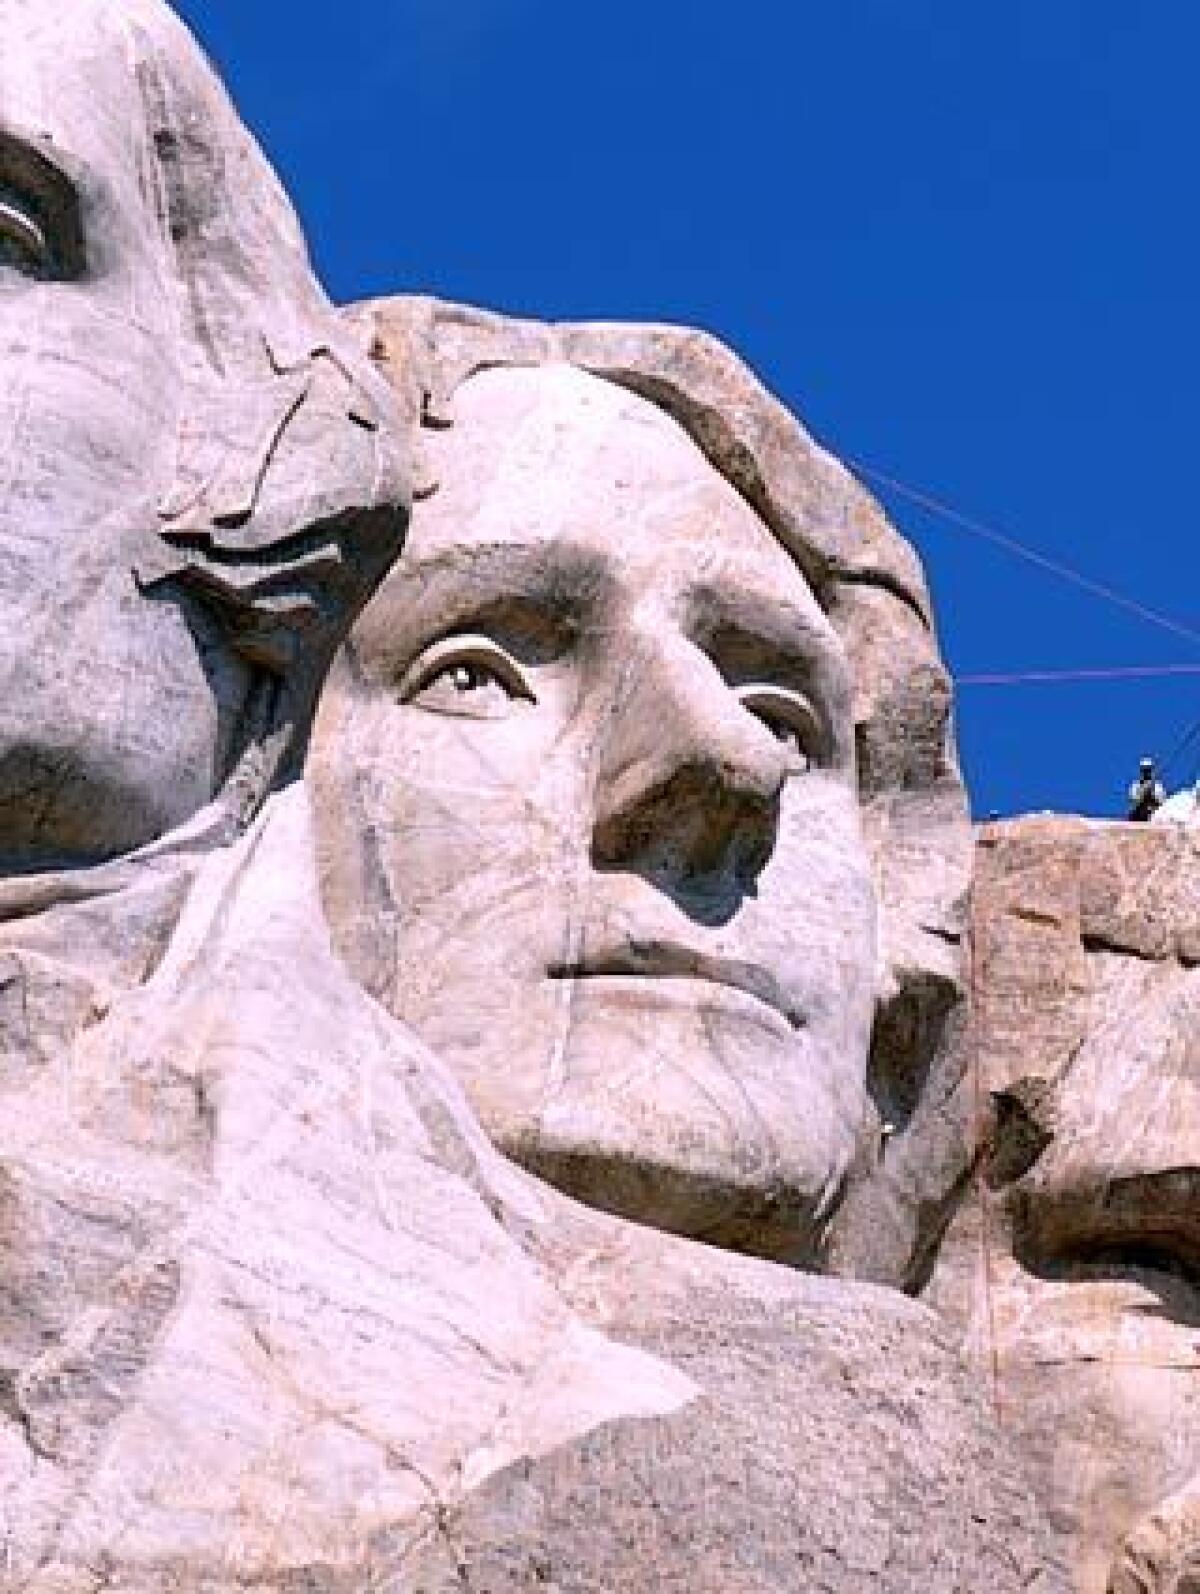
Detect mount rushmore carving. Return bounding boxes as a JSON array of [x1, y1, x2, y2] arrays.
[[0, 2, 1192, 1589]]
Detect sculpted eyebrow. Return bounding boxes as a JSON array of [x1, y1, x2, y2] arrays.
[[396, 543, 615, 627], [0, 127, 87, 279], [689, 577, 848, 684], [355, 541, 615, 667]]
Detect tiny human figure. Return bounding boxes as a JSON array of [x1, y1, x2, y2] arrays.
[[1127, 756, 1166, 822]]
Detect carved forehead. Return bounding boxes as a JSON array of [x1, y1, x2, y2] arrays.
[[1, 0, 333, 365], [449, 360, 708, 474], [0, 0, 301, 222], [425, 364, 820, 598], [0, 8, 128, 169], [0, 0, 202, 57]]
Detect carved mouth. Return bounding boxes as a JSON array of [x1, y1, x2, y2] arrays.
[[1013, 1168, 1200, 1298], [547, 941, 802, 1032]]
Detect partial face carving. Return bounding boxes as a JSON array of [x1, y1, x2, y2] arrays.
[[0, 2, 408, 870], [312, 365, 878, 1260], [0, 9, 232, 865], [989, 980, 1200, 1590], [929, 821, 1200, 1590]]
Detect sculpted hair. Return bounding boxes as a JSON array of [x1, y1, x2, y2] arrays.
[[126, 3, 412, 636]]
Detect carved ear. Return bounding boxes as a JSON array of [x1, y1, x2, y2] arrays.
[[137, 342, 412, 677]]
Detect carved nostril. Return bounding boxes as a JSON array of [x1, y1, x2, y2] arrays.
[[590, 634, 791, 896], [591, 757, 781, 897], [733, 803, 780, 885]]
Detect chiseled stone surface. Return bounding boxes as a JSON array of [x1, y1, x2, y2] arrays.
[[0, 0, 411, 874], [0, 787, 1063, 1593], [0, 0, 1078, 1587], [929, 816, 1200, 1593], [323, 295, 976, 1289], [399, 1231, 1066, 1594], [0, 789, 694, 1588]]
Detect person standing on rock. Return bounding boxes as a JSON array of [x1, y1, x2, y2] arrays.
[[1128, 756, 1167, 821]]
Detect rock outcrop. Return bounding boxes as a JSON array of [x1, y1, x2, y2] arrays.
[[931, 815, 1200, 1592], [0, 785, 1064, 1592]]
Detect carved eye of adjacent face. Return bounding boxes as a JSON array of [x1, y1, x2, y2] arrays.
[[735, 684, 825, 775], [0, 193, 52, 277], [398, 634, 537, 721], [0, 134, 88, 283]]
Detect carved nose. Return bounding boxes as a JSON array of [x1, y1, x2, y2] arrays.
[[591, 640, 787, 902]]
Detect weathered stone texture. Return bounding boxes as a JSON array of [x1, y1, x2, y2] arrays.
[[931, 816, 1200, 1593], [399, 1235, 1067, 1594], [0, 0, 1114, 1586]]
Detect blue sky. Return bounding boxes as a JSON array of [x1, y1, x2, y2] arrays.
[[177, 0, 1200, 819]]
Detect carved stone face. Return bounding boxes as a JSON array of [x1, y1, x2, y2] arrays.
[[312, 364, 878, 1260], [0, 6, 243, 866], [932, 823, 1200, 1591], [0, 2, 409, 871], [989, 980, 1200, 1592]]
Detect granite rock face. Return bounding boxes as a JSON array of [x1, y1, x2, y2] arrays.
[[398, 1237, 1065, 1594], [0, 0, 1109, 1588], [0, 787, 1062, 1593], [930, 816, 1200, 1593], [0, 0, 412, 873]]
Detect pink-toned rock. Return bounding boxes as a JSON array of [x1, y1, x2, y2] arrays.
[[930, 816, 1200, 1592]]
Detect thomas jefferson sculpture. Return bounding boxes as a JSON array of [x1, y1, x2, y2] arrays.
[[304, 299, 1066, 1589], [310, 298, 976, 1278]]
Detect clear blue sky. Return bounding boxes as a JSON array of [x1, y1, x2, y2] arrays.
[[176, 0, 1200, 819]]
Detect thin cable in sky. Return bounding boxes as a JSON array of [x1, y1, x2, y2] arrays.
[[957, 664, 1200, 687], [849, 460, 1200, 650], [1161, 713, 1200, 781]]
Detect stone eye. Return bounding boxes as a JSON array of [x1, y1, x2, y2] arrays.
[[449, 662, 489, 694], [735, 685, 824, 775], [398, 635, 537, 721], [0, 195, 51, 277]]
